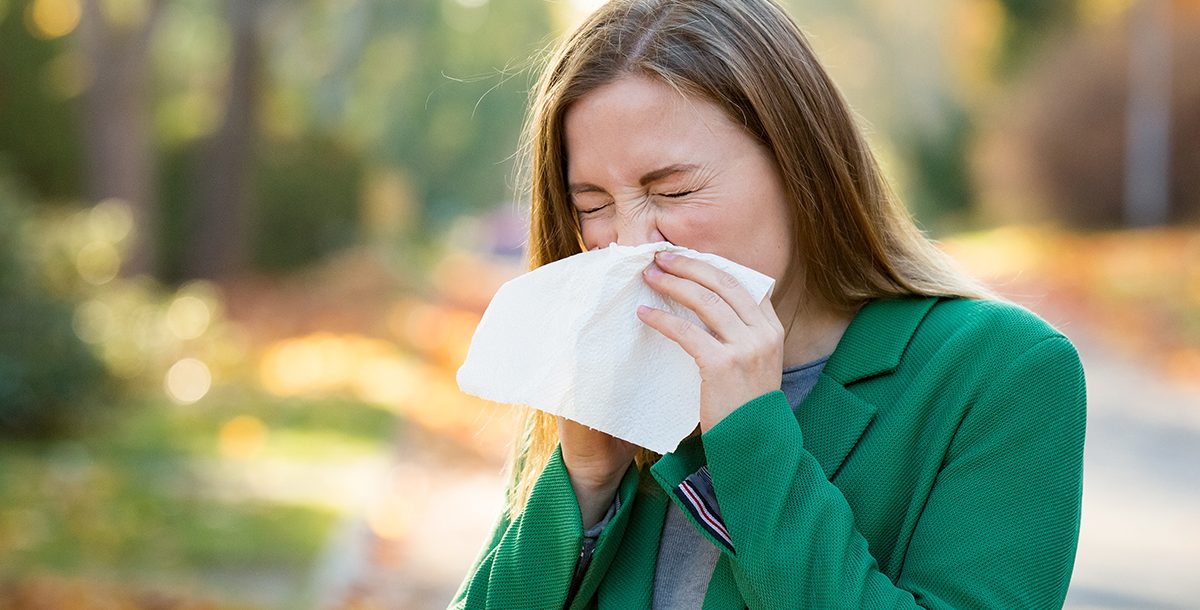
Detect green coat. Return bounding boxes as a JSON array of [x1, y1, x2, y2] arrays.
[[450, 296, 1087, 609]]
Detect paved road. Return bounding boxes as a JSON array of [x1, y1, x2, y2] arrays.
[[1062, 328, 1200, 609]]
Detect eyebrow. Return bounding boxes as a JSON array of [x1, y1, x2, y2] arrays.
[[568, 163, 701, 195]]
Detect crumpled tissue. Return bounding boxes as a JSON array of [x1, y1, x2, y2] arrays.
[[455, 241, 776, 454]]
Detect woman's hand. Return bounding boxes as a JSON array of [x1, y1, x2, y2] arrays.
[[637, 250, 785, 433], [556, 415, 638, 528]]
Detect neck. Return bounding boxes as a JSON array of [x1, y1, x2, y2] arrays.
[[777, 292, 859, 370]]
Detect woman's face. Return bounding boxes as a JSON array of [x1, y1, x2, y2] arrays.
[[564, 75, 795, 286]]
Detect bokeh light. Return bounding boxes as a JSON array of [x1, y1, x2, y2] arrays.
[[259, 332, 398, 398], [165, 295, 211, 340], [98, 0, 150, 30], [1079, 0, 1135, 25], [75, 241, 121, 285], [88, 198, 134, 243], [164, 357, 212, 404], [25, 0, 81, 39], [71, 299, 114, 345], [43, 50, 90, 99], [218, 415, 268, 460]]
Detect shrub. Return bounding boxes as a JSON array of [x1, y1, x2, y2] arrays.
[[0, 169, 111, 437]]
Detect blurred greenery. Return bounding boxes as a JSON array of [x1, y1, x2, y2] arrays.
[[0, 168, 111, 437], [0, 388, 396, 605], [2, 0, 1190, 272], [251, 134, 363, 273], [993, 0, 1078, 76], [0, 5, 82, 201]]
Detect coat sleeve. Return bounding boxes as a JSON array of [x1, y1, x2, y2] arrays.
[[700, 335, 1087, 609], [448, 443, 641, 610]]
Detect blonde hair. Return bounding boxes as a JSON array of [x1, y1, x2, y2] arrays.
[[501, 0, 1001, 517]]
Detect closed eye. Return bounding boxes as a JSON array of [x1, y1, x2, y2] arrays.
[[578, 191, 690, 215], [659, 190, 695, 199]]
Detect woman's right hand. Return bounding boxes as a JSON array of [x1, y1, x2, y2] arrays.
[[556, 415, 638, 529]]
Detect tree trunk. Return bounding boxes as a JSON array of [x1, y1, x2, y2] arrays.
[[76, 0, 164, 277], [184, 0, 263, 279]]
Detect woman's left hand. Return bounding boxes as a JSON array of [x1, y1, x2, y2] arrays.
[[637, 250, 786, 433]]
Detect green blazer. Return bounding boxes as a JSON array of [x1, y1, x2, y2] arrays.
[[450, 296, 1087, 609]]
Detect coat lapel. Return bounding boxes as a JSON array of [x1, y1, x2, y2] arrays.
[[598, 296, 940, 607], [795, 296, 939, 480], [822, 296, 940, 386]]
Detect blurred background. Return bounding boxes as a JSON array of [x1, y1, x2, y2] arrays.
[[0, 0, 1197, 608]]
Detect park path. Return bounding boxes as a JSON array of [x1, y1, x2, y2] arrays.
[[1060, 325, 1200, 609], [321, 297, 1200, 610]]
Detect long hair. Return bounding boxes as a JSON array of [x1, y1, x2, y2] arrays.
[[501, 0, 1001, 518]]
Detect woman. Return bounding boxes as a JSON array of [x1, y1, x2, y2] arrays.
[[451, 0, 1086, 608]]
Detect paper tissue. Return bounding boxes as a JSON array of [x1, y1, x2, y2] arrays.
[[455, 241, 776, 454]]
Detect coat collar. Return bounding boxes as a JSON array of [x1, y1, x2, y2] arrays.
[[602, 297, 942, 607], [823, 296, 940, 385], [796, 295, 939, 479], [651, 296, 940, 488]]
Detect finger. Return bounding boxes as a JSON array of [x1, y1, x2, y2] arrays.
[[644, 262, 746, 342], [653, 251, 768, 329], [636, 303, 722, 363]]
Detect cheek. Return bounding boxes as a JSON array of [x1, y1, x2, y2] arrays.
[[578, 207, 723, 250], [656, 210, 720, 249], [579, 221, 605, 249]]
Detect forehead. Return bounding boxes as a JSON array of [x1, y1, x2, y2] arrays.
[[563, 76, 744, 179]]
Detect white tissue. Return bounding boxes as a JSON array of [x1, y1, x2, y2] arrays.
[[455, 241, 776, 454]]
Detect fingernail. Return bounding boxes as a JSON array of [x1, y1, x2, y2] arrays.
[[644, 263, 662, 277], [656, 251, 675, 262]]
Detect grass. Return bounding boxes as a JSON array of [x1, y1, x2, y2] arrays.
[[0, 386, 399, 608]]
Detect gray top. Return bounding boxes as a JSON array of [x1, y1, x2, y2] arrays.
[[650, 354, 829, 608], [572, 355, 830, 607]]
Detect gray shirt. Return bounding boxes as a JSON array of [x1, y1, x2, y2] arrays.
[[571, 355, 830, 608], [651, 354, 829, 608]]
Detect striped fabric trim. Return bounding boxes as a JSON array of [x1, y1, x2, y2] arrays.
[[673, 478, 734, 553]]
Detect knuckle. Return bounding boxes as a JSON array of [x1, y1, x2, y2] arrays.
[[745, 336, 767, 354], [741, 342, 763, 360], [711, 352, 735, 371], [719, 272, 741, 290], [673, 317, 694, 338], [711, 353, 736, 370], [750, 334, 780, 358], [700, 289, 722, 306], [764, 325, 784, 342]]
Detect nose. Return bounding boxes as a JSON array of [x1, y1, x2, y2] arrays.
[[613, 211, 666, 247]]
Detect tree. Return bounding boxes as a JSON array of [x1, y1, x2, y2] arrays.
[[77, 0, 166, 276]]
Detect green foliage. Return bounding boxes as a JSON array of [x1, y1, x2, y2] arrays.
[[155, 134, 365, 278], [252, 134, 363, 272], [0, 389, 395, 605], [903, 106, 975, 233], [156, 145, 194, 284], [0, 170, 111, 437], [0, 2, 84, 201], [994, 0, 1079, 77], [370, 0, 554, 239]]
